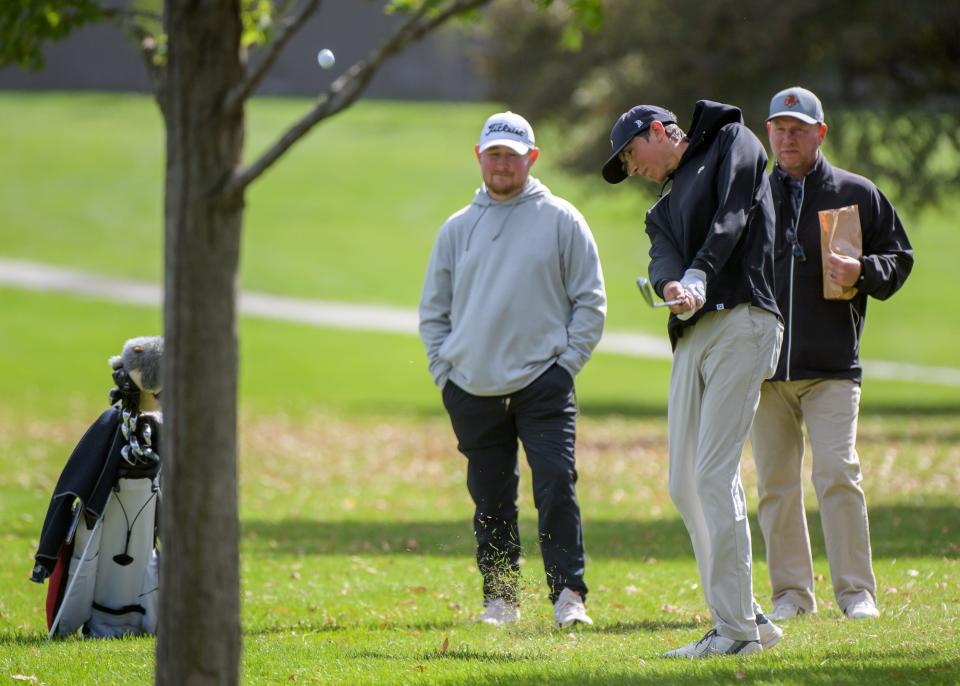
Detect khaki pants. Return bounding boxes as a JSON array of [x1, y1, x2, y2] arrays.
[[751, 378, 876, 613], [668, 305, 783, 641]]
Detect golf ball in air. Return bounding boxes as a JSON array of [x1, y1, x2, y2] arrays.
[[317, 49, 335, 69]]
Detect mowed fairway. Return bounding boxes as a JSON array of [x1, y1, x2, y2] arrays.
[[1, 93, 959, 684]]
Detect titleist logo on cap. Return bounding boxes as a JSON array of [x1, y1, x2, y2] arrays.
[[486, 122, 527, 137]]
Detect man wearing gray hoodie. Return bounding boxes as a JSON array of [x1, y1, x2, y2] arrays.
[[419, 111, 606, 629]]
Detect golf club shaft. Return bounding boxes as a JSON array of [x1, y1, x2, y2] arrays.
[[48, 505, 104, 639]]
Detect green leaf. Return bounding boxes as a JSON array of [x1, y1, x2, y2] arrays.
[[241, 0, 274, 48], [0, 0, 104, 70]]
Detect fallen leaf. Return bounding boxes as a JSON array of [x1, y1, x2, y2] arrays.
[[12, 677, 39, 683], [439, 637, 449, 657], [735, 671, 747, 680]]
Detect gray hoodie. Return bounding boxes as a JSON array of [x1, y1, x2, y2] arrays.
[[419, 177, 606, 396]]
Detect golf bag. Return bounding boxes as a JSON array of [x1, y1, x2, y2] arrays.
[[31, 337, 163, 638]]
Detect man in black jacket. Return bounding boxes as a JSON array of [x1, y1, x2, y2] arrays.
[[602, 101, 784, 657], [751, 87, 913, 622]]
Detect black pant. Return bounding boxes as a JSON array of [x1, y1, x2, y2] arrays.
[[442, 364, 586, 604]]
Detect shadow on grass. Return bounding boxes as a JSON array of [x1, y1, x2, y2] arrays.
[[0, 631, 45, 646], [317, 647, 957, 685], [0, 630, 156, 646], [578, 401, 668, 418], [352, 647, 538, 663], [857, 402, 960, 417], [427, 662, 959, 686], [247, 619, 468, 636], [581, 401, 960, 421], [242, 503, 959, 560], [582, 618, 699, 634]]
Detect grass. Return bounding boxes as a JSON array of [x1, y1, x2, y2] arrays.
[[1, 391, 958, 683], [0, 289, 958, 683], [0, 92, 958, 683], [1, 92, 959, 368], [1, 287, 957, 424]]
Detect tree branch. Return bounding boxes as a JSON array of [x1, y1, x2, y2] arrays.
[[101, 6, 163, 23], [100, 6, 165, 97], [225, 0, 323, 112], [226, 0, 489, 195]]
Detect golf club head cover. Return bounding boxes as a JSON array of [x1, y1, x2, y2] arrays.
[[676, 268, 706, 321], [108, 336, 163, 409], [109, 367, 140, 411]]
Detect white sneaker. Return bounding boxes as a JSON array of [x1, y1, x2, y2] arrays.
[[476, 598, 520, 625], [755, 613, 784, 650], [662, 629, 762, 658], [768, 602, 806, 621], [553, 588, 593, 628], [845, 599, 880, 619]]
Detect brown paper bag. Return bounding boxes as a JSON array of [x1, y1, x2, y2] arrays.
[[818, 204, 862, 300]]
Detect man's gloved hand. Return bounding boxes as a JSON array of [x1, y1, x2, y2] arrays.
[[676, 268, 707, 321]]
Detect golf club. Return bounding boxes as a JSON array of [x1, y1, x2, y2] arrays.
[[636, 276, 684, 308], [48, 503, 105, 639]]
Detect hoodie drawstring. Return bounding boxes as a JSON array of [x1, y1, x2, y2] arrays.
[[491, 203, 519, 242], [464, 204, 489, 252]]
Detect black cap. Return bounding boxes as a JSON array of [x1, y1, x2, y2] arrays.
[[601, 105, 677, 184]]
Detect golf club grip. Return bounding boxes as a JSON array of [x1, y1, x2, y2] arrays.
[[659, 299, 684, 307]]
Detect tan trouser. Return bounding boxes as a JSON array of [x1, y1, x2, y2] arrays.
[[668, 305, 783, 641], [751, 378, 876, 613]]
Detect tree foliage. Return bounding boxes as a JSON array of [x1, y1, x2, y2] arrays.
[[479, 0, 960, 209], [0, 0, 103, 68]]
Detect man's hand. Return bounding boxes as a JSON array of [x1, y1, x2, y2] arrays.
[[664, 281, 697, 316], [664, 269, 707, 320], [827, 253, 861, 288]]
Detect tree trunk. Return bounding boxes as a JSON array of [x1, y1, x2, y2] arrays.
[[156, 1, 245, 684]]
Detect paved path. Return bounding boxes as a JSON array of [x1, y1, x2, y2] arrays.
[[3, 257, 959, 387]]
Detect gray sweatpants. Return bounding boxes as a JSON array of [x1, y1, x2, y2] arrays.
[[668, 304, 782, 641], [751, 378, 876, 614]]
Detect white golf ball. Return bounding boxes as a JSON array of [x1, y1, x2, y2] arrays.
[[317, 49, 335, 69]]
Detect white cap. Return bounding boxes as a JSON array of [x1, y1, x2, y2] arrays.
[[478, 111, 536, 154]]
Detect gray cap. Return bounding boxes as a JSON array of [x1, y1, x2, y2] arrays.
[[768, 86, 824, 124]]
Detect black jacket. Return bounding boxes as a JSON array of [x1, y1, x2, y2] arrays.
[[646, 101, 780, 348], [769, 154, 913, 383], [31, 408, 125, 581]]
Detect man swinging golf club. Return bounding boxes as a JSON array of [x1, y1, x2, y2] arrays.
[[602, 101, 784, 657]]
